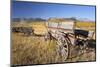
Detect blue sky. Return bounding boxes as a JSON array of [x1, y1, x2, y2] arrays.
[[12, 1, 96, 21]]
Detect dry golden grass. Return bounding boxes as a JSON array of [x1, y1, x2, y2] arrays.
[[76, 22, 95, 31], [12, 33, 95, 65], [12, 33, 63, 65]]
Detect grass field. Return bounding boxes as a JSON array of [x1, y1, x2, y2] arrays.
[[76, 21, 95, 31], [12, 33, 95, 65], [11, 21, 96, 65], [12, 33, 61, 65], [12, 22, 47, 35]]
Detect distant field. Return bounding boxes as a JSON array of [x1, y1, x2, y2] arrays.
[[12, 22, 47, 35], [12, 21, 96, 33], [76, 21, 95, 31]]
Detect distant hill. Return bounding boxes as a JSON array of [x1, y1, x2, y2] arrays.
[[12, 17, 95, 23], [76, 18, 95, 22], [47, 17, 95, 23], [12, 18, 46, 22]]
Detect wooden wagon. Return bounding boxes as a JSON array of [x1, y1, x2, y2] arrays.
[[45, 18, 96, 61]]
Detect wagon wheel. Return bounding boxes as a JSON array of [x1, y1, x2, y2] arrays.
[[56, 35, 69, 61]]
